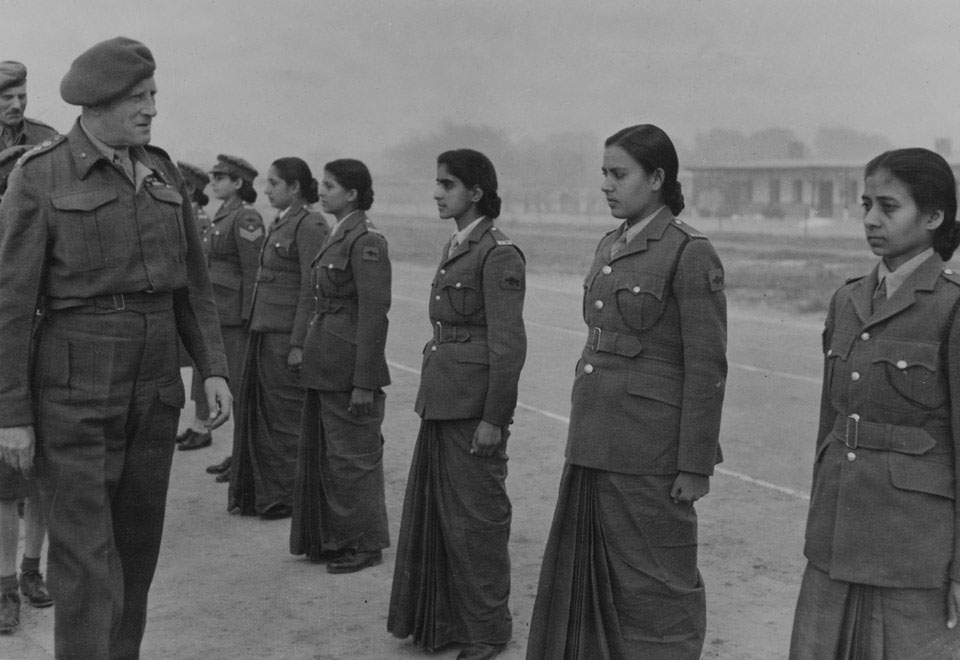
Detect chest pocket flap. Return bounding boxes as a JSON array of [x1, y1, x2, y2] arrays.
[[615, 272, 667, 300], [872, 338, 939, 372], [826, 330, 856, 360], [146, 186, 183, 206], [52, 189, 117, 212]]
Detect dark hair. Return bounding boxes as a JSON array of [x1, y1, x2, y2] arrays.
[[436, 148, 501, 219], [190, 187, 209, 207], [271, 157, 319, 204], [234, 176, 257, 204], [605, 124, 684, 216], [324, 158, 374, 211], [865, 148, 960, 260]]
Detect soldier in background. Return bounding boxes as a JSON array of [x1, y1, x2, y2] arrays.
[[0, 61, 56, 150]]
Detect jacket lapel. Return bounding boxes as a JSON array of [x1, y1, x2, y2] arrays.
[[313, 210, 365, 264], [443, 218, 492, 266], [609, 207, 674, 264], [864, 254, 943, 329]]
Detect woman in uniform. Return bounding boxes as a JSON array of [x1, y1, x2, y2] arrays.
[[388, 149, 526, 660], [789, 148, 960, 659], [228, 157, 328, 520], [290, 158, 391, 573], [526, 124, 728, 660]]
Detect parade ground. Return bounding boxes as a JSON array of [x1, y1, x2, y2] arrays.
[[0, 213, 882, 659]]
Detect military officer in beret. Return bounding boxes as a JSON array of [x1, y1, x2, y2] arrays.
[[389, 149, 526, 660], [0, 61, 57, 151], [176, 155, 263, 457], [0, 36, 230, 660], [527, 125, 727, 660]]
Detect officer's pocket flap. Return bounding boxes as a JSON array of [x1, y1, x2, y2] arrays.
[[156, 378, 185, 410], [146, 186, 184, 206], [51, 189, 117, 212], [873, 338, 940, 373], [889, 453, 955, 500], [209, 269, 241, 290], [626, 370, 683, 407], [615, 271, 667, 300], [826, 330, 856, 360], [454, 342, 489, 365]]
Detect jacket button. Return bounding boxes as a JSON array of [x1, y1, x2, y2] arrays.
[[583, 364, 594, 374], [896, 360, 907, 369], [214, 231, 220, 236], [440, 269, 446, 275], [601, 265, 612, 275], [431, 346, 437, 352], [275, 243, 281, 248], [860, 332, 870, 340], [827, 349, 833, 356], [594, 300, 604, 310], [632, 286, 641, 293], [846, 452, 856, 462], [455, 282, 462, 288], [435, 321, 441, 326], [435, 295, 441, 301], [946, 269, 955, 275], [851, 372, 860, 381]]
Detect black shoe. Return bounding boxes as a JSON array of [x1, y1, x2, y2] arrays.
[[457, 643, 503, 660], [178, 431, 212, 451], [19, 570, 52, 608], [0, 591, 19, 634], [215, 471, 231, 483], [326, 549, 382, 574], [259, 504, 292, 521], [206, 456, 231, 474], [175, 428, 195, 445]]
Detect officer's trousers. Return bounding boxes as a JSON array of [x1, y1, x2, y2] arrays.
[[33, 307, 183, 660]]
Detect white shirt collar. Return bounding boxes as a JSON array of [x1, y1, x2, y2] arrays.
[[451, 216, 486, 248], [877, 247, 936, 299]]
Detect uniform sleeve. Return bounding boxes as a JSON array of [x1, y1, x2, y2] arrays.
[[946, 298, 960, 583], [234, 208, 264, 322], [350, 232, 391, 389], [290, 215, 329, 347], [172, 169, 228, 381], [0, 166, 47, 426], [481, 244, 527, 426], [673, 238, 727, 475], [815, 290, 840, 449]]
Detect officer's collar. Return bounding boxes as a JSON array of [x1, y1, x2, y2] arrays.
[[69, 118, 162, 181]]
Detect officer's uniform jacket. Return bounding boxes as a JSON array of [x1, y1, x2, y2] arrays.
[[247, 202, 328, 347], [414, 218, 526, 427], [0, 117, 57, 150], [565, 207, 727, 476], [0, 119, 227, 426], [804, 254, 960, 588], [301, 211, 391, 392], [203, 196, 263, 326]]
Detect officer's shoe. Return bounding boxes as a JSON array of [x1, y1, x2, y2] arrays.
[[326, 549, 382, 574], [175, 428, 195, 445], [206, 456, 231, 474], [19, 571, 52, 608], [456, 642, 503, 660], [0, 591, 20, 634], [178, 431, 212, 451]]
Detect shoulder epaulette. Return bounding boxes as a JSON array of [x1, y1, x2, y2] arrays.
[[940, 267, 960, 286], [844, 274, 866, 284], [364, 219, 382, 235], [488, 225, 514, 246], [17, 134, 66, 167], [143, 143, 171, 161], [669, 218, 706, 239]]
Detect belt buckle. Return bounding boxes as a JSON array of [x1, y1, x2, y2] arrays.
[[112, 293, 126, 311], [434, 320, 443, 343], [845, 413, 860, 449], [590, 327, 602, 351]]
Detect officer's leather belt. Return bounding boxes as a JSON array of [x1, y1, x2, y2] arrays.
[[434, 322, 486, 344], [256, 270, 299, 284], [586, 327, 683, 363], [833, 413, 948, 455], [316, 297, 357, 314], [46, 291, 174, 314]]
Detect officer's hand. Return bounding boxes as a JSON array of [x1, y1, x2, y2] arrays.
[[948, 580, 960, 629], [671, 471, 710, 505], [0, 426, 35, 477], [203, 377, 232, 431], [287, 347, 303, 373], [348, 387, 375, 416], [470, 420, 503, 457]]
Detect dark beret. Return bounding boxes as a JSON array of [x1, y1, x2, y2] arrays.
[[177, 161, 210, 190], [0, 61, 26, 94], [0, 145, 30, 197], [60, 37, 155, 107], [209, 154, 258, 184]]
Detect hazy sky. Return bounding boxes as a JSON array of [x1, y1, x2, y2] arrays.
[[6, 0, 960, 171]]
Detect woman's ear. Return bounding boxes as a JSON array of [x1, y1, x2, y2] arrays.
[[470, 185, 483, 204], [346, 189, 358, 203], [925, 209, 944, 232]]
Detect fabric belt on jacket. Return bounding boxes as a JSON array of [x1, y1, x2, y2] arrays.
[[315, 296, 357, 314], [585, 326, 683, 363], [46, 291, 174, 314], [433, 322, 487, 344], [256, 269, 299, 284], [832, 413, 949, 455]]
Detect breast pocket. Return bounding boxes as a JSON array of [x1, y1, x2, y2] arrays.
[[442, 275, 483, 317], [873, 338, 945, 411], [615, 272, 667, 331], [272, 238, 297, 261], [320, 253, 353, 288], [146, 185, 185, 262], [50, 189, 123, 270]]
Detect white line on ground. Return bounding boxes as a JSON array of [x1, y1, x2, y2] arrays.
[[386, 359, 811, 501]]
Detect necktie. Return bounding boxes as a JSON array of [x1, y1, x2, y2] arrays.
[[871, 278, 887, 313], [610, 232, 629, 259], [114, 151, 134, 182]]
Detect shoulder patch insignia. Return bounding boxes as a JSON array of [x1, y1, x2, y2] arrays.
[[500, 270, 524, 291], [239, 226, 263, 241], [708, 268, 725, 292], [17, 134, 65, 167], [362, 246, 380, 262]]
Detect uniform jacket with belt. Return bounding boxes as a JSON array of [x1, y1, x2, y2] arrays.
[[0, 119, 227, 426], [804, 254, 960, 588], [202, 196, 263, 326], [301, 211, 391, 392], [414, 218, 526, 427], [565, 208, 727, 476], [1, 117, 57, 150], [247, 202, 328, 346]]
